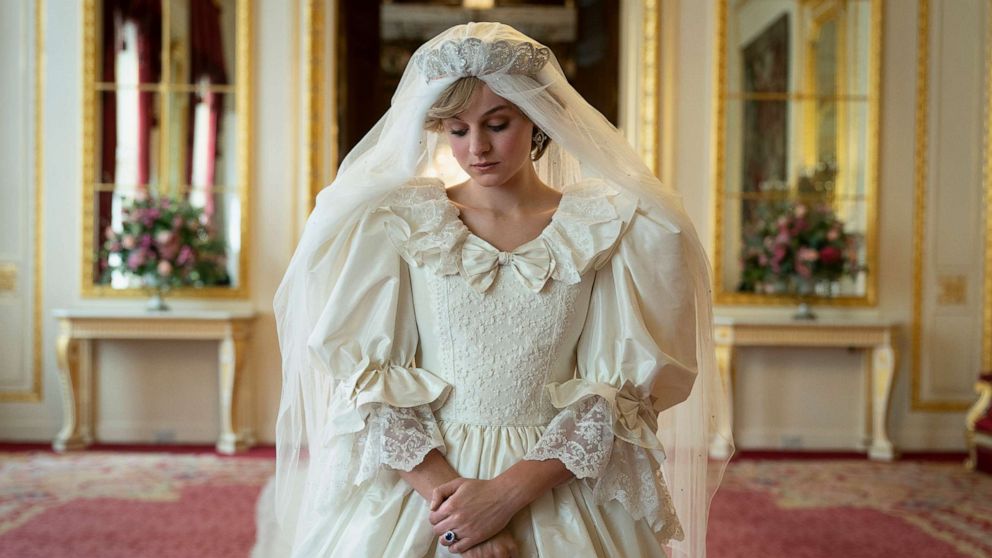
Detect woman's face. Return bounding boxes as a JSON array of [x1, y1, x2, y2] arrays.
[[441, 84, 535, 188]]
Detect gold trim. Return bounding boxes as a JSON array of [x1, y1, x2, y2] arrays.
[[80, 0, 252, 299], [304, 0, 339, 217], [640, 0, 661, 175], [712, 0, 881, 307], [910, 0, 972, 412], [984, 0, 992, 373], [1, 0, 45, 403]]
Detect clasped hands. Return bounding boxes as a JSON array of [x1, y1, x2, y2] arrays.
[[429, 476, 521, 556]]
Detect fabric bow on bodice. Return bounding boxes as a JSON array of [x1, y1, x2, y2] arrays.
[[459, 234, 556, 293]]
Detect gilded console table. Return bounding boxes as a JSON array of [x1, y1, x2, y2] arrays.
[[711, 316, 898, 461], [51, 309, 256, 454]]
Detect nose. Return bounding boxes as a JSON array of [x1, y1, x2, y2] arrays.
[[469, 130, 490, 156]]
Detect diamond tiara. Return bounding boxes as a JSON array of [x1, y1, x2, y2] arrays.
[[413, 38, 552, 81]]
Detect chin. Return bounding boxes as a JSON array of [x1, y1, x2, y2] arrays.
[[467, 172, 509, 188]]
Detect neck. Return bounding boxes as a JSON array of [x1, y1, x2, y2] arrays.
[[465, 164, 551, 211]]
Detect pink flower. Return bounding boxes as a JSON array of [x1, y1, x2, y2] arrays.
[[772, 244, 788, 264], [827, 227, 840, 242], [134, 189, 149, 202], [157, 260, 173, 277], [139, 234, 153, 249], [796, 261, 812, 278], [798, 247, 819, 262], [121, 235, 136, 250], [104, 226, 117, 240], [177, 245, 195, 266], [758, 253, 769, 266], [126, 250, 146, 270], [777, 216, 789, 228], [775, 231, 791, 245], [794, 203, 808, 219]]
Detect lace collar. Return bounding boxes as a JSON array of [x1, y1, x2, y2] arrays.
[[371, 177, 638, 293]]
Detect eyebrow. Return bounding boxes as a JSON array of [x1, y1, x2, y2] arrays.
[[450, 105, 511, 121]]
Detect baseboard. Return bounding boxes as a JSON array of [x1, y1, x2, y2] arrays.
[[734, 427, 967, 452]]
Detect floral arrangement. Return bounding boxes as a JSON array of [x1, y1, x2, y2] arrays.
[[100, 191, 229, 289], [739, 200, 862, 295]]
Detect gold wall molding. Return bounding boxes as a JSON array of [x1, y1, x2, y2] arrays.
[[985, 0, 992, 373], [0, 264, 17, 294], [1, 0, 44, 403], [79, 0, 253, 300]]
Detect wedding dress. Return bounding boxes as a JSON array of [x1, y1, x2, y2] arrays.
[[255, 176, 691, 557], [266, 22, 731, 558]]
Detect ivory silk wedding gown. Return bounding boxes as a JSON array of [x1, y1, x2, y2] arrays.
[[255, 175, 699, 557]]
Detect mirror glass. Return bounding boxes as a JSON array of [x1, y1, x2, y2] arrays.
[[718, 0, 876, 301], [89, 0, 242, 291]]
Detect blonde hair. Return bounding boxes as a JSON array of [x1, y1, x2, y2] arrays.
[[424, 77, 552, 161]]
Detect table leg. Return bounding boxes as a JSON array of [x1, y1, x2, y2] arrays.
[[53, 332, 93, 452], [217, 333, 252, 454], [868, 344, 896, 461], [710, 344, 735, 460]]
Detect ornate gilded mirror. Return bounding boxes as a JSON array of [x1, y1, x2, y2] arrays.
[[81, 0, 251, 298], [714, 0, 880, 305]]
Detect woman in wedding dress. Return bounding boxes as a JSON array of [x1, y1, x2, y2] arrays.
[[264, 22, 732, 558]]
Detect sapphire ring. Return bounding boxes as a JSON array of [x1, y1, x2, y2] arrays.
[[443, 530, 458, 544]]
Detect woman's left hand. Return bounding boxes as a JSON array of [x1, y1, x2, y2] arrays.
[[429, 477, 520, 553]]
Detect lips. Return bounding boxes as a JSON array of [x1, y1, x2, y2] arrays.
[[471, 162, 499, 170]]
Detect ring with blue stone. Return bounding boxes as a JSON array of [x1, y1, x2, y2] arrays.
[[443, 530, 458, 544]]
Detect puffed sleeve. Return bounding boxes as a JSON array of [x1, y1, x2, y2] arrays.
[[307, 192, 453, 487], [522, 200, 696, 541]]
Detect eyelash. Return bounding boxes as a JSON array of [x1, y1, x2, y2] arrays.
[[449, 123, 507, 137]]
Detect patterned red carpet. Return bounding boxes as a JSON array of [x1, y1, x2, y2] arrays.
[[0, 451, 272, 558], [1, 450, 990, 557], [708, 459, 992, 558]]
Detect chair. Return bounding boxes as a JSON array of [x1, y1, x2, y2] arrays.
[[965, 372, 992, 473]]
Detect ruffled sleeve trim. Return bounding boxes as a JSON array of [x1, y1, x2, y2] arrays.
[[369, 177, 468, 277], [330, 356, 452, 435], [543, 178, 639, 284], [546, 378, 663, 451]]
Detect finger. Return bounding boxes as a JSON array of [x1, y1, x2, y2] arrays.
[[448, 537, 475, 554], [431, 479, 462, 511], [431, 514, 460, 537]]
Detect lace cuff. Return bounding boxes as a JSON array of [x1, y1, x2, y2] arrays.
[[523, 394, 684, 540], [353, 402, 446, 486], [523, 396, 614, 478]]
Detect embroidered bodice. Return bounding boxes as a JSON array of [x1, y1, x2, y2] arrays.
[[377, 177, 635, 427]]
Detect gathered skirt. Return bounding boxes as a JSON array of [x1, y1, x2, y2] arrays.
[[254, 420, 669, 558]]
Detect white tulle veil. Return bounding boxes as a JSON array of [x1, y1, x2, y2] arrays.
[[273, 21, 733, 557]]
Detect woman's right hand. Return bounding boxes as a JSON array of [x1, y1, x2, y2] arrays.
[[458, 527, 518, 558]]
